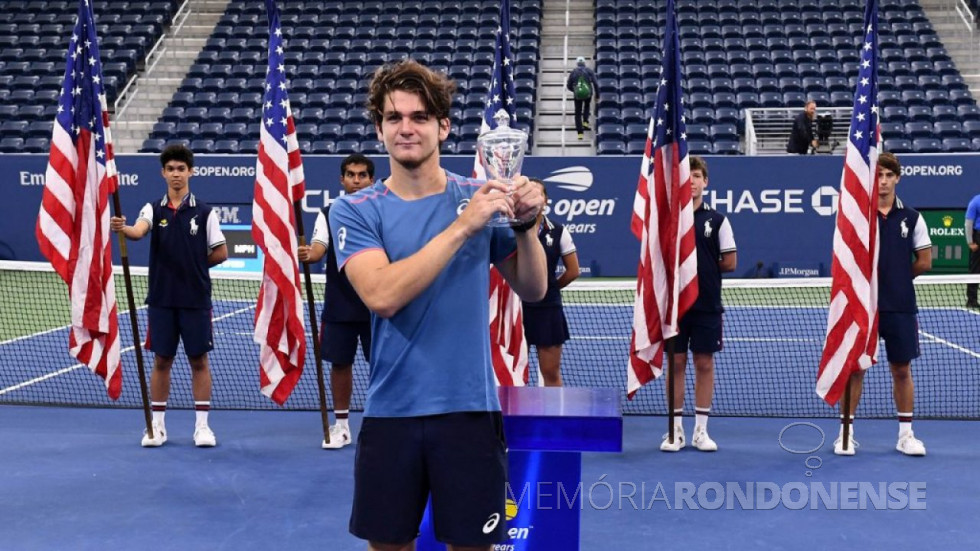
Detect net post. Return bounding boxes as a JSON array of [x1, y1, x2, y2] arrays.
[[293, 201, 330, 446], [110, 192, 153, 439], [666, 336, 675, 443], [841, 373, 852, 451]]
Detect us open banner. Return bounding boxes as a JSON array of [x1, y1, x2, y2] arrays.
[[4, 153, 979, 276]]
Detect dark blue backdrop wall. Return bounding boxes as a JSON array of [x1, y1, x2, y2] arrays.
[[4, 153, 977, 276]]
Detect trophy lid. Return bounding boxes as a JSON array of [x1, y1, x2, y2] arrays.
[[478, 109, 527, 142]]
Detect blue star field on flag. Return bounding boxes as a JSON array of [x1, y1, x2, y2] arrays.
[[849, 0, 880, 161], [262, 0, 293, 148], [647, 0, 688, 159], [483, 0, 518, 128], [58, 0, 110, 160]]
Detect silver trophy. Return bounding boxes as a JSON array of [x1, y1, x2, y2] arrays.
[[477, 110, 530, 227]]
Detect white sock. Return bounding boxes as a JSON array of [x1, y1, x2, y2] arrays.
[[151, 402, 166, 425], [695, 407, 710, 430], [898, 412, 913, 437], [195, 401, 210, 427], [839, 414, 855, 436], [335, 414, 349, 431], [672, 408, 683, 431]]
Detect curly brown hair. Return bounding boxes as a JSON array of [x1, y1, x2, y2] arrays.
[[365, 59, 456, 127]]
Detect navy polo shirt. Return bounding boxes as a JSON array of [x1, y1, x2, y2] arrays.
[[137, 194, 225, 309], [690, 203, 736, 313], [877, 197, 931, 313], [311, 205, 370, 323], [523, 216, 576, 308]]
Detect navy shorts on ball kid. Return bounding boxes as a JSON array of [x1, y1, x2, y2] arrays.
[[522, 305, 570, 347], [145, 306, 213, 357], [676, 311, 723, 354], [350, 411, 508, 546], [878, 312, 920, 364], [320, 321, 371, 365]]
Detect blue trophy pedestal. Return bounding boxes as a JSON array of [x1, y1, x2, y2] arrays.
[[418, 386, 623, 550]]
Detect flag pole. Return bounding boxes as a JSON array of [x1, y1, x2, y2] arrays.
[[110, 193, 153, 439], [293, 201, 330, 446], [841, 374, 853, 451], [666, 337, 676, 444]]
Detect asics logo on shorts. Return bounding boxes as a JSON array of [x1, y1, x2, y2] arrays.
[[482, 512, 501, 534]]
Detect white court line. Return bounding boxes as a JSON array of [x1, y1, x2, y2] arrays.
[[0, 305, 255, 396], [0, 305, 149, 347], [919, 330, 980, 360]]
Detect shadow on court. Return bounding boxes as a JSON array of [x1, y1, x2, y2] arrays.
[[1, 406, 976, 550]]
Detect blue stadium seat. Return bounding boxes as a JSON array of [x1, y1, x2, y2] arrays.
[[0, 137, 24, 152], [907, 106, 932, 122], [213, 140, 239, 153], [190, 139, 215, 153], [950, 89, 975, 105], [334, 140, 361, 154], [626, 140, 647, 155], [932, 105, 958, 121], [959, 104, 980, 121], [880, 122, 905, 139], [911, 138, 942, 153], [597, 141, 626, 155], [941, 74, 967, 90], [963, 120, 980, 138], [23, 137, 48, 152], [934, 121, 963, 139], [904, 122, 933, 139], [882, 106, 908, 123], [712, 140, 740, 154], [710, 124, 738, 141], [942, 138, 972, 152], [686, 124, 710, 142], [829, 92, 851, 107]]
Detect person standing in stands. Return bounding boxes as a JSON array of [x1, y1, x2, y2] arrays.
[[331, 59, 546, 549], [964, 190, 980, 307], [566, 56, 599, 141], [834, 152, 931, 456], [786, 100, 818, 154], [521, 178, 580, 386], [298, 153, 375, 449], [110, 144, 227, 448], [660, 155, 737, 453]]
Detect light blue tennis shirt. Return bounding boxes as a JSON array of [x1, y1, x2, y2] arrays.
[[329, 170, 516, 417]]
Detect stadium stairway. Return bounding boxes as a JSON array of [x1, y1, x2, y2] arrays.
[[534, 0, 597, 155], [920, 0, 980, 94], [113, 0, 228, 153]]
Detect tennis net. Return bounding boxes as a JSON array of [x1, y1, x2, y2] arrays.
[[2, 260, 978, 419]]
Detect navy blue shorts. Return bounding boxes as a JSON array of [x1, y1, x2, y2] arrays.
[[350, 412, 508, 546], [879, 312, 920, 364], [522, 305, 570, 347], [145, 306, 213, 358], [320, 321, 371, 366], [676, 311, 723, 354]]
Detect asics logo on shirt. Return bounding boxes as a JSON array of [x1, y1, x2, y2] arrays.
[[457, 198, 470, 216], [336, 227, 348, 250], [482, 513, 501, 534], [900, 219, 909, 238]]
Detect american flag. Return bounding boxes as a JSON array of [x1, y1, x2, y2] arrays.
[[35, 0, 121, 399], [817, 0, 881, 406], [251, 0, 307, 405], [627, 0, 698, 398], [477, 0, 529, 386]]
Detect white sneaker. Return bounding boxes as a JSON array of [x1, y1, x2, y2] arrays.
[[896, 432, 926, 456], [660, 426, 686, 452], [193, 425, 217, 447], [692, 425, 718, 452], [321, 424, 352, 450], [141, 421, 167, 447], [833, 431, 858, 456]]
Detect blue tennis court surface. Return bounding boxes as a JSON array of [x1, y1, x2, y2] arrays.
[[0, 406, 976, 550], [3, 301, 980, 419]]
